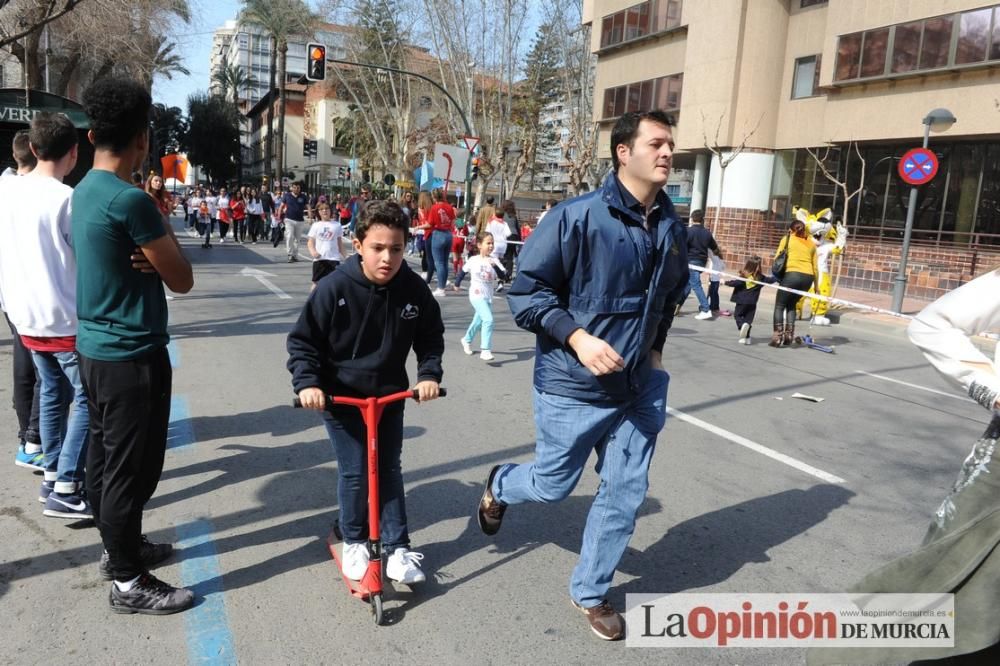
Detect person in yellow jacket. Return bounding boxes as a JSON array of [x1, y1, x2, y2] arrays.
[[771, 218, 817, 347]]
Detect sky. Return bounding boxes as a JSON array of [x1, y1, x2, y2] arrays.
[[152, 0, 243, 111]]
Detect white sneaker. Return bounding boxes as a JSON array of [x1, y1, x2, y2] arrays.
[[341, 542, 369, 581], [745, 336, 752, 345], [813, 315, 831, 326], [495, 283, 504, 293], [460, 338, 473, 355], [432, 288, 446, 298], [386, 548, 426, 584], [739, 322, 750, 341], [694, 311, 713, 320], [480, 350, 495, 361]]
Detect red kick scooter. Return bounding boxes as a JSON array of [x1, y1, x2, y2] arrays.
[[295, 388, 446, 625]]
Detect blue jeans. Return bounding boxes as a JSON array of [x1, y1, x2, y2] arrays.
[[493, 369, 669, 607], [682, 269, 710, 313], [324, 403, 409, 551], [430, 230, 453, 290], [463, 297, 495, 351], [31, 350, 89, 492]]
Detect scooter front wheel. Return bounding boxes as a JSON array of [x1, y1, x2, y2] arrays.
[[371, 592, 384, 625]]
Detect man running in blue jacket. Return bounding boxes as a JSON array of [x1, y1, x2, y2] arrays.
[[477, 110, 688, 640]]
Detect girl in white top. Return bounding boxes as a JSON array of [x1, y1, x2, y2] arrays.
[[459, 231, 507, 361]]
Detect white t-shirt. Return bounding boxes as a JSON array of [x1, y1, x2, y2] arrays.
[[307, 220, 344, 261], [205, 195, 218, 217], [0, 173, 77, 337], [464, 255, 505, 302], [485, 218, 510, 259]]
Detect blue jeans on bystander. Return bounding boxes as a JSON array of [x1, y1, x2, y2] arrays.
[[31, 350, 89, 493]]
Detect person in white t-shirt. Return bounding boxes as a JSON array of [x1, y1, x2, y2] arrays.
[[459, 230, 507, 361], [0, 112, 91, 519], [306, 201, 345, 288], [484, 211, 511, 293]]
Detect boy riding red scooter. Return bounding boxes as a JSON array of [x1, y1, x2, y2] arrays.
[[288, 200, 444, 619]]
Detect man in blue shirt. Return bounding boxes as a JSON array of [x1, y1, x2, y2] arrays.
[[476, 110, 688, 640], [278, 181, 310, 262]]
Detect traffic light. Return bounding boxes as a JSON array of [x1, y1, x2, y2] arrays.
[[346, 167, 352, 181], [471, 157, 480, 181], [302, 139, 318, 158], [338, 166, 345, 179], [306, 43, 327, 82]]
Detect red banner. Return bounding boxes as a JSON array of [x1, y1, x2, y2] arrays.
[[160, 153, 188, 183]]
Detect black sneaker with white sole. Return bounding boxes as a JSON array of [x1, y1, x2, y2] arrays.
[[109, 573, 194, 615], [42, 492, 93, 519], [99, 536, 174, 580]]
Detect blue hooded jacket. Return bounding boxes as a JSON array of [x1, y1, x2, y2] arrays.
[[507, 172, 688, 402]]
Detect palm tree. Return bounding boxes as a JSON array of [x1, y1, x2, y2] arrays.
[[211, 63, 256, 103], [211, 63, 256, 183], [239, 0, 319, 184]]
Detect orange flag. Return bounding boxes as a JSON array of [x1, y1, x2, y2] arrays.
[[160, 154, 188, 183]]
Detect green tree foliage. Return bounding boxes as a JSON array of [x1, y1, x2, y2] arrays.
[[149, 103, 188, 161], [184, 93, 239, 185]]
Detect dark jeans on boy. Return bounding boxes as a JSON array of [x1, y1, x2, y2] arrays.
[[324, 402, 409, 551], [80, 347, 171, 580], [734, 304, 756, 334], [6, 312, 41, 446]]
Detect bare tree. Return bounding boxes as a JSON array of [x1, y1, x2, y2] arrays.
[[0, 0, 90, 50], [418, 0, 530, 204], [805, 141, 866, 298], [701, 110, 764, 229]]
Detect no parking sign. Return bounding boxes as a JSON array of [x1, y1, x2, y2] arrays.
[[898, 148, 939, 186]]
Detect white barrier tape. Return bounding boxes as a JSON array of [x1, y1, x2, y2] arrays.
[[689, 264, 915, 321]]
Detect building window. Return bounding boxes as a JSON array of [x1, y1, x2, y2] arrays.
[[791, 55, 821, 98], [891, 20, 922, 73], [601, 73, 681, 120], [859, 27, 889, 77], [920, 15, 953, 69], [834, 6, 1000, 83], [834, 32, 862, 81], [600, 0, 682, 49], [800, 0, 827, 6], [956, 7, 992, 64]]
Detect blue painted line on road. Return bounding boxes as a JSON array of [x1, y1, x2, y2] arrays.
[[176, 519, 237, 665], [168, 340, 181, 368], [167, 395, 195, 451]]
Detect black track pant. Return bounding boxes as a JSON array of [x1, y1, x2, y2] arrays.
[[81, 348, 171, 581], [774, 272, 813, 325], [5, 313, 40, 445]]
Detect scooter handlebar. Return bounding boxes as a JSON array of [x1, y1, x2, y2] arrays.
[[293, 387, 446, 409]]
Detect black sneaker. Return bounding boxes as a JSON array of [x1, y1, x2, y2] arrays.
[[477, 465, 507, 536], [109, 573, 194, 615], [99, 536, 174, 580]]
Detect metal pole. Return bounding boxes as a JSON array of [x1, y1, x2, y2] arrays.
[[891, 122, 932, 313]]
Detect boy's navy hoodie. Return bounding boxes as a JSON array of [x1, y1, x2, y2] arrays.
[[287, 254, 444, 398]]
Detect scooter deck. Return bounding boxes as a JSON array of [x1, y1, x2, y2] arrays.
[[328, 528, 378, 600]]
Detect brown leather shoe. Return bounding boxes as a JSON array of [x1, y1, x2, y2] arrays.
[[572, 599, 624, 641], [477, 465, 507, 535]]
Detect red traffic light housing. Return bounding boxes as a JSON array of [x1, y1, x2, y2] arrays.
[[306, 43, 327, 82]]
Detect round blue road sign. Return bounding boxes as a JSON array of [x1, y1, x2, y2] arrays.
[[898, 148, 939, 186]]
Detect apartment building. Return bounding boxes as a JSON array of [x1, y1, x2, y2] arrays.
[[584, 0, 1000, 299]]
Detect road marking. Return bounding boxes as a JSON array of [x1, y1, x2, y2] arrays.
[[667, 407, 846, 484], [167, 340, 180, 368], [853, 370, 972, 403], [176, 519, 237, 665], [240, 266, 292, 299], [167, 395, 195, 451]]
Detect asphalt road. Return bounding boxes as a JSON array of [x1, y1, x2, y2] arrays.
[[0, 218, 990, 665]]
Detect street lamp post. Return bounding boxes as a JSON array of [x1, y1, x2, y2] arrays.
[[891, 108, 956, 314]]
